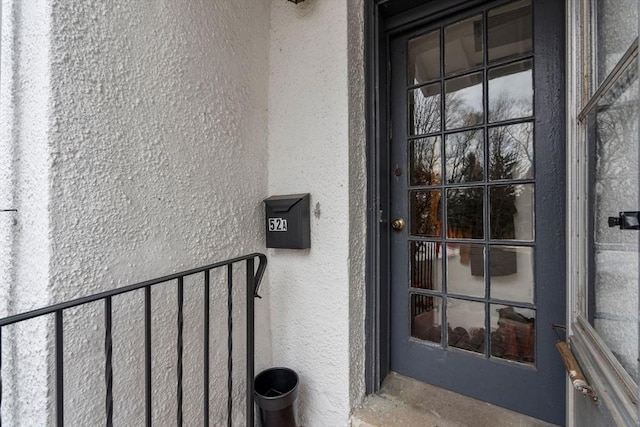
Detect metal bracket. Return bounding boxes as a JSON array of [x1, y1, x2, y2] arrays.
[[608, 211, 640, 230]]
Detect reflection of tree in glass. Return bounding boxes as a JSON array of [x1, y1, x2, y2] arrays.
[[410, 89, 534, 238], [411, 191, 441, 236], [446, 130, 483, 184], [490, 96, 533, 180], [411, 86, 441, 135], [411, 138, 441, 186], [488, 97, 521, 239], [448, 187, 483, 239]]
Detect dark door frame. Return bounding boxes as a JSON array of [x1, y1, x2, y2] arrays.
[[365, 0, 489, 394], [364, 1, 566, 401]]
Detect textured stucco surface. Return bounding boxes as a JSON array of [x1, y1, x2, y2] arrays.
[[268, 0, 366, 425], [347, 0, 367, 414], [0, 0, 53, 424], [1, 0, 369, 425], [1, 0, 273, 425]]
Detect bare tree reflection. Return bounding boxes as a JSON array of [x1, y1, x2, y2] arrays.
[[409, 86, 534, 239]]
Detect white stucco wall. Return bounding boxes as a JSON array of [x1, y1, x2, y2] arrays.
[[0, 0, 53, 423], [1, 0, 367, 425], [1, 0, 273, 425], [268, 1, 366, 425]]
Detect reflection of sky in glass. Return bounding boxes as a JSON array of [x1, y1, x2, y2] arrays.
[[489, 60, 533, 122], [445, 72, 483, 130]]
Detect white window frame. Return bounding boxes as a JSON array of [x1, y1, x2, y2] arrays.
[[566, 0, 639, 425]]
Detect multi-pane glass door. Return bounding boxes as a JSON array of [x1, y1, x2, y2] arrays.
[[389, 1, 565, 423], [405, 0, 536, 363]]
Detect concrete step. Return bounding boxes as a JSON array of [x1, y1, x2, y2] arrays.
[[350, 372, 559, 427]]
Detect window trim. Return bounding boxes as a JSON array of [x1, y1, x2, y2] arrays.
[[566, 0, 639, 424]]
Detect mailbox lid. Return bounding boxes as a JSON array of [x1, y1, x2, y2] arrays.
[[263, 193, 309, 213]]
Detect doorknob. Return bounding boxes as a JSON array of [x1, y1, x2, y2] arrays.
[[391, 218, 405, 231]]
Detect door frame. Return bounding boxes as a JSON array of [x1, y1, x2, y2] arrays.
[[364, 0, 567, 400], [365, 0, 495, 394]]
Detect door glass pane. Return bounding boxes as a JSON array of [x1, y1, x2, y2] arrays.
[[445, 130, 484, 183], [595, 0, 639, 85], [411, 294, 443, 344], [447, 244, 485, 298], [488, 0, 532, 63], [411, 190, 442, 237], [410, 83, 442, 136], [447, 298, 485, 354], [488, 59, 533, 122], [410, 241, 443, 291], [489, 123, 534, 181], [591, 63, 639, 381], [490, 246, 534, 303], [408, 30, 441, 85], [490, 305, 535, 364], [445, 72, 484, 130], [411, 137, 442, 186], [447, 187, 484, 239], [445, 14, 483, 76], [489, 184, 534, 241]]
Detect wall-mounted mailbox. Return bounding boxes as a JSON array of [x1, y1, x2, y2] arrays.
[[264, 194, 310, 249]]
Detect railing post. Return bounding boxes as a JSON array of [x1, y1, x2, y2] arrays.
[[177, 277, 184, 427], [55, 311, 64, 427], [203, 270, 210, 427], [105, 297, 113, 427], [1, 327, 3, 427], [145, 286, 152, 427], [246, 257, 255, 427], [227, 264, 233, 427]]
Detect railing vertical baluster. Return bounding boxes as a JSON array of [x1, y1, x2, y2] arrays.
[[203, 270, 210, 427], [55, 311, 64, 427], [177, 277, 183, 427], [227, 264, 233, 427], [145, 286, 152, 427], [0, 253, 266, 427], [105, 297, 113, 427], [1, 327, 3, 427], [246, 258, 255, 427]]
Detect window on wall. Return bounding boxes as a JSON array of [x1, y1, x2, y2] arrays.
[[569, 0, 639, 416]]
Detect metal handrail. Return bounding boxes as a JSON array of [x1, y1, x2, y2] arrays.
[[0, 252, 267, 427]]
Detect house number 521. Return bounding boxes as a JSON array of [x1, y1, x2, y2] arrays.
[[268, 218, 288, 232]]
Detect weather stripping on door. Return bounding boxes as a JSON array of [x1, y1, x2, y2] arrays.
[[553, 325, 598, 402]]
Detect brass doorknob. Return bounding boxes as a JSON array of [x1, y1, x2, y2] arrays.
[[391, 218, 405, 231]]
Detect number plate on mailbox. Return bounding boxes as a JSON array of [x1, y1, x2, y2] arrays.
[[268, 218, 288, 232]]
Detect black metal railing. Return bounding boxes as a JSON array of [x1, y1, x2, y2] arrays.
[[0, 252, 267, 427]]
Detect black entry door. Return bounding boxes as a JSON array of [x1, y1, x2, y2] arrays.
[[388, 1, 565, 424]]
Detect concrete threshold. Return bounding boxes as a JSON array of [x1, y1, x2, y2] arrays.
[[350, 372, 559, 427]]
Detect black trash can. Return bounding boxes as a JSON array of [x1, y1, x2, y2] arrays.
[[254, 367, 299, 427]]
